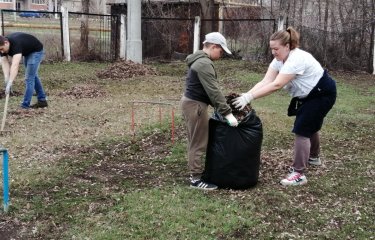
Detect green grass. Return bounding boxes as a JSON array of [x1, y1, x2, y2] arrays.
[[0, 60, 374, 239]]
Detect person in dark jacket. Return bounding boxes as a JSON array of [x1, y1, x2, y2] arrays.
[[0, 32, 48, 109], [233, 27, 337, 186], [180, 32, 238, 190]]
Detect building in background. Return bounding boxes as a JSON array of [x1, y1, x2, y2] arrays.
[[0, 0, 109, 13], [0, 0, 48, 11]]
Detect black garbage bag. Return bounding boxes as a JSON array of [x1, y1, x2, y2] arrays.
[[202, 110, 263, 189]]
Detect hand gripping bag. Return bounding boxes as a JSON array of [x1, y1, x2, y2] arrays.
[[202, 110, 263, 189]]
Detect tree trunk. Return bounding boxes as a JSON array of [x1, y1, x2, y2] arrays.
[[358, 0, 366, 58], [322, 0, 329, 66], [299, 0, 304, 29], [200, 0, 216, 40], [369, 0, 375, 73], [318, 0, 321, 27], [81, 0, 90, 57]]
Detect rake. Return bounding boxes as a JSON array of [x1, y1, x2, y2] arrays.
[[0, 93, 12, 136]]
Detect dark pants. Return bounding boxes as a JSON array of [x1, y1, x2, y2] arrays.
[[293, 70, 337, 138], [292, 71, 337, 172]]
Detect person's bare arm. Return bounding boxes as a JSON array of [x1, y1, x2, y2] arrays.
[[233, 68, 295, 110], [249, 66, 279, 93], [1, 56, 11, 80], [8, 53, 22, 83], [250, 72, 295, 99]]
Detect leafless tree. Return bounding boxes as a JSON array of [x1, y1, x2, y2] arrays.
[[81, 0, 90, 56], [199, 0, 215, 37], [369, 0, 375, 72]]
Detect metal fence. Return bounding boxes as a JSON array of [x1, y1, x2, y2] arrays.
[[68, 12, 119, 61], [1, 9, 371, 72], [0, 9, 120, 62], [141, 17, 276, 62], [142, 16, 373, 72], [142, 17, 195, 60], [210, 18, 276, 62], [1, 9, 64, 61]]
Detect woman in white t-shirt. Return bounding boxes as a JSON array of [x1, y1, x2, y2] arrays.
[[233, 27, 337, 186]]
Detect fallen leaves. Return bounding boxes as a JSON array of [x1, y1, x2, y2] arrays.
[[96, 60, 159, 80], [225, 92, 252, 121], [58, 84, 106, 99]]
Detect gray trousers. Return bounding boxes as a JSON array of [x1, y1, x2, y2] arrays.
[[180, 96, 209, 179], [293, 132, 320, 173]]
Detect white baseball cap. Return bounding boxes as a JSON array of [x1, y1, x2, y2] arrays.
[[203, 32, 232, 55]]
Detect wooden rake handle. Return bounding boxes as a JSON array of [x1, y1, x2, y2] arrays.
[[1, 93, 9, 132]]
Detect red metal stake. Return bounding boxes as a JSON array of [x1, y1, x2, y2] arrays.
[[131, 103, 135, 134], [159, 106, 162, 125], [171, 107, 175, 144]]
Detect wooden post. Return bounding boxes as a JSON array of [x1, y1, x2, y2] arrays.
[[193, 16, 201, 53], [171, 108, 175, 144], [131, 103, 135, 134], [120, 14, 126, 59], [277, 16, 285, 31], [373, 28, 375, 74]]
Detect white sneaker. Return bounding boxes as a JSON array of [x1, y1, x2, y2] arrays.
[[280, 168, 307, 186], [308, 157, 321, 166]]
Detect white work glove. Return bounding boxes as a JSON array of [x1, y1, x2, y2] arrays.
[[224, 113, 238, 127], [5, 81, 12, 95], [233, 92, 254, 110]]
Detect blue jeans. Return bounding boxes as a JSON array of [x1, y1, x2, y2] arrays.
[[21, 50, 47, 108]]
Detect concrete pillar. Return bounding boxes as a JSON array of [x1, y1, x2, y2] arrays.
[[126, 0, 142, 63], [61, 7, 71, 61]]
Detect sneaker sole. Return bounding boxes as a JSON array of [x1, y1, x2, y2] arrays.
[[280, 179, 308, 186], [308, 161, 321, 166], [190, 185, 218, 190]]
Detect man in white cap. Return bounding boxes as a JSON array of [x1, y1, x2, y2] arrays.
[[180, 32, 237, 190]]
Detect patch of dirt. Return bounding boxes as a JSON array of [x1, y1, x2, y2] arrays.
[[0, 219, 22, 240], [57, 84, 106, 99], [67, 127, 187, 192], [96, 60, 159, 80], [8, 108, 46, 120], [0, 90, 23, 99]]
